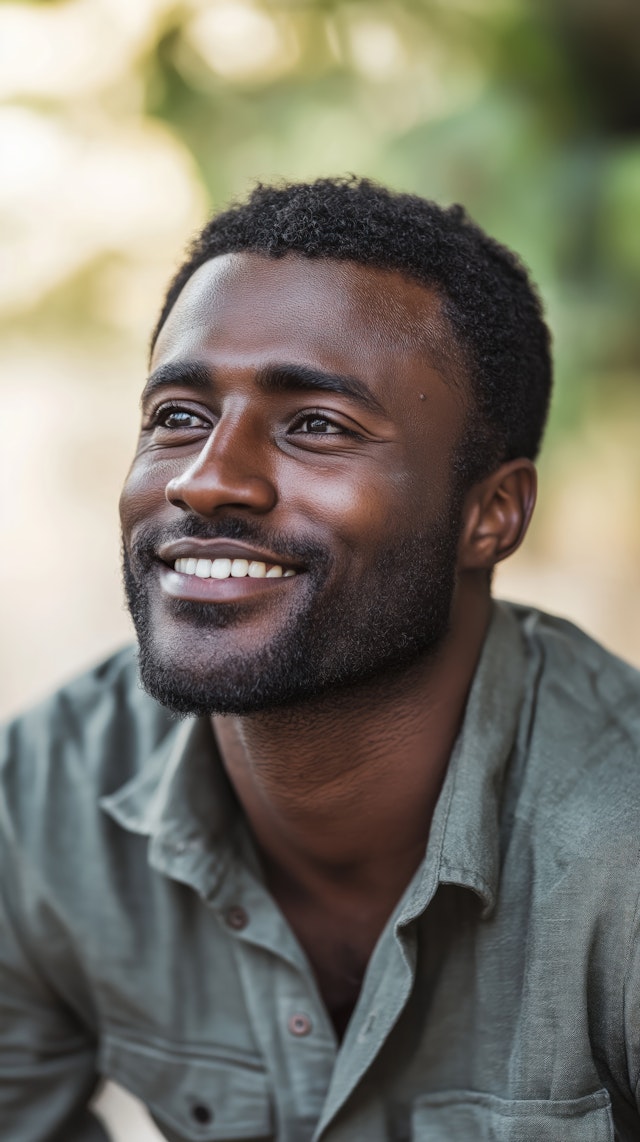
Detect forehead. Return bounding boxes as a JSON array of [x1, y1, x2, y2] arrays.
[[151, 252, 463, 396]]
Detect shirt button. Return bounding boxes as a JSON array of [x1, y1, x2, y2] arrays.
[[288, 1012, 312, 1037], [190, 1102, 213, 1125], [225, 905, 248, 930]]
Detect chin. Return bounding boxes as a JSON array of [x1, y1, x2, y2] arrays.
[[134, 624, 318, 716]]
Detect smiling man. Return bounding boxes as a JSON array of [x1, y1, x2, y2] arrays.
[[2, 178, 640, 1142]]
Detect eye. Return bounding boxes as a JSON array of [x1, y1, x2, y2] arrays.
[[146, 403, 210, 432], [161, 410, 204, 429], [290, 412, 354, 436]]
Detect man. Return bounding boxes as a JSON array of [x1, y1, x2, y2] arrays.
[[1, 177, 639, 1142]]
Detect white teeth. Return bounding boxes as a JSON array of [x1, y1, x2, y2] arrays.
[[173, 557, 297, 580], [175, 557, 199, 574], [211, 557, 231, 579], [231, 558, 249, 577]]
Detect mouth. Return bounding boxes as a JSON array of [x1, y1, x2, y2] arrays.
[[173, 556, 296, 581], [155, 538, 302, 603]]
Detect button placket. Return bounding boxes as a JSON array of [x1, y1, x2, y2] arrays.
[[227, 929, 337, 1137], [214, 866, 337, 1139]]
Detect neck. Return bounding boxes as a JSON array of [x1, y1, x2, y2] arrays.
[[214, 584, 492, 892]]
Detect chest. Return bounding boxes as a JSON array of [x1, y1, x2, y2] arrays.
[[52, 846, 631, 1142], [91, 880, 622, 1141]]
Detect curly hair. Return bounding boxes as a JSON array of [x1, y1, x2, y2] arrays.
[[151, 176, 552, 484]]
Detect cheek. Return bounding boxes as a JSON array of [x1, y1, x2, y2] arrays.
[[119, 455, 171, 533], [401, 425, 461, 514], [279, 460, 413, 547]]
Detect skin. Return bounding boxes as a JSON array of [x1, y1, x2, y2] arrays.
[[120, 252, 536, 1038]]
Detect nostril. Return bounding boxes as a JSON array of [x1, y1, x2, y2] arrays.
[[165, 468, 277, 516]]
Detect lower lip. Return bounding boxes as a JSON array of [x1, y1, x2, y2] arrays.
[[158, 564, 300, 603]]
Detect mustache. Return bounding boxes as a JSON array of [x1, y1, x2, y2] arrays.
[[125, 515, 331, 573]]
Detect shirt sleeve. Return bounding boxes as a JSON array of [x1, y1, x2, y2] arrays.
[[0, 779, 110, 1142], [624, 885, 640, 1115]]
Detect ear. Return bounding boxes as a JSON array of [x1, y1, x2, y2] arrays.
[[458, 459, 537, 571]]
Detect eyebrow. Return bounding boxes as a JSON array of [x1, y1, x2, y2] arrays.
[[142, 359, 387, 416], [141, 361, 212, 405], [255, 362, 386, 415]]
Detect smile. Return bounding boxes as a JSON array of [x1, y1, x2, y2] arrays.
[[174, 557, 297, 580], [155, 538, 303, 602]]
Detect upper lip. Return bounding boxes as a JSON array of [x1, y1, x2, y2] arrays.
[[158, 538, 304, 570]]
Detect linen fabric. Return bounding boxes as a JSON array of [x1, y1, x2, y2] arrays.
[[1, 601, 640, 1141]]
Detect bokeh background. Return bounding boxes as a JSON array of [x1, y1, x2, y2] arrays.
[[1, 0, 639, 1135]]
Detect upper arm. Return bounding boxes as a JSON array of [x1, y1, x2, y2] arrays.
[[0, 738, 109, 1142]]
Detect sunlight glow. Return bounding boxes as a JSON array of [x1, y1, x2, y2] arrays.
[[347, 18, 406, 79], [0, 0, 174, 99], [186, 2, 298, 81], [0, 107, 203, 314]]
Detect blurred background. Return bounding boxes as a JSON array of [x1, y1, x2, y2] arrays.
[[0, 0, 639, 1133], [2, 0, 640, 724]]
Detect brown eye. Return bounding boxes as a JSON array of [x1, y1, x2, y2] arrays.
[[160, 410, 203, 429], [149, 404, 210, 431], [296, 415, 343, 435]]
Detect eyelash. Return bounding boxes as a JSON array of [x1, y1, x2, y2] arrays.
[[146, 401, 208, 430], [146, 402, 362, 439], [289, 409, 360, 437]]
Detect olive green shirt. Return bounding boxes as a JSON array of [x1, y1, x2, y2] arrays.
[[2, 601, 640, 1142]]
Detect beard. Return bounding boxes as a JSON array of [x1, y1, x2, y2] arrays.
[[123, 507, 462, 718]]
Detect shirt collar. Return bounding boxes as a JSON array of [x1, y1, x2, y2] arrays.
[[100, 714, 239, 884], [101, 600, 526, 916], [400, 600, 526, 922]]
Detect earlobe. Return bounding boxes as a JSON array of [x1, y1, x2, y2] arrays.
[[459, 459, 537, 571]]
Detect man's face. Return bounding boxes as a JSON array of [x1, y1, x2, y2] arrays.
[[120, 252, 470, 715]]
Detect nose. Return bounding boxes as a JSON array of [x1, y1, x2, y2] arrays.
[[165, 414, 277, 517]]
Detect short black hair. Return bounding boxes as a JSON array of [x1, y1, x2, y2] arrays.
[[152, 176, 552, 484]]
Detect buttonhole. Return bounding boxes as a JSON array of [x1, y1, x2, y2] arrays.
[[357, 1009, 378, 1042]]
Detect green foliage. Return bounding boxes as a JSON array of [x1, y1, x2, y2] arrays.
[[13, 0, 640, 434]]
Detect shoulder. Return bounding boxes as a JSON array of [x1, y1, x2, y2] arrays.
[[0, 648, 176, 837], [510, 600, 640, 759], [502, 601, 640, 853], [512, 600, 640, 698]]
